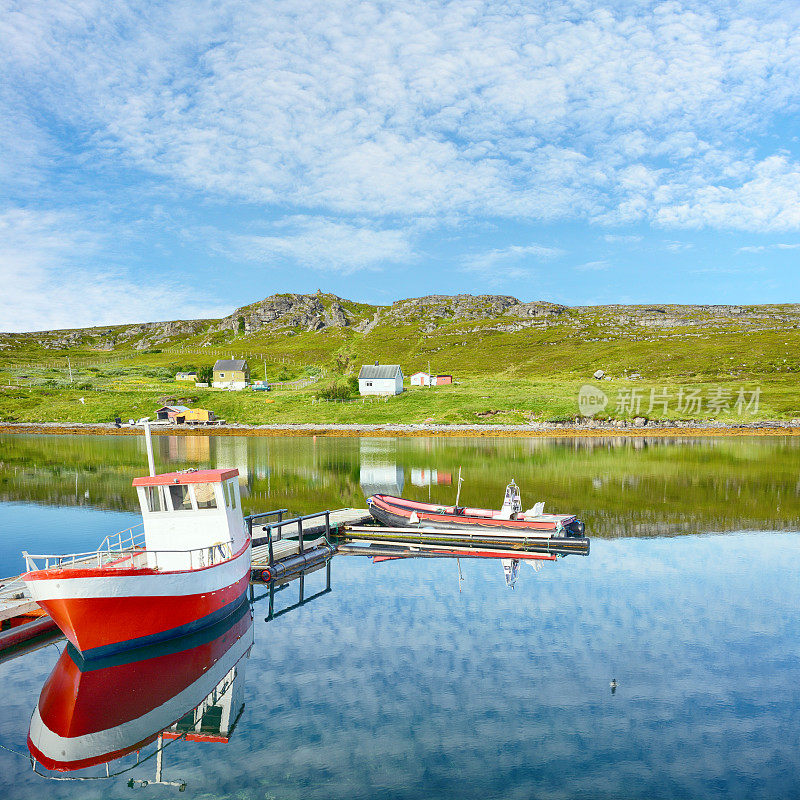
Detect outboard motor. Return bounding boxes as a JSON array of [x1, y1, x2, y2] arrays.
[[565, 518, 586, 538], [500, 480, 522, 520]]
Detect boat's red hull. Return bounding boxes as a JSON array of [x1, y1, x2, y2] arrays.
[[22, 541, 251, 659]]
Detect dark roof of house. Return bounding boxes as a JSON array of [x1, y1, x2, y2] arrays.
[[213, 359, 248, 371], [358, 364, 402, 380]]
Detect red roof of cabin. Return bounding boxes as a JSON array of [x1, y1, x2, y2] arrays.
[[132, 468, 239, 486]]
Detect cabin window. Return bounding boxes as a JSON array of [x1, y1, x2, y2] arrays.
[[169, 483, 193, 511], [219, 372, 225, 378], [145, 485, 166, 512], [224, 480, 237, 509], [365, 381, 372, 387], [193, 483, 217, 509]]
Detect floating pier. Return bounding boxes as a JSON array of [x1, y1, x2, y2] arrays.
[[246, 508, 369, 582], [0, 577, 58, 655], [341, 524, 590, 557]]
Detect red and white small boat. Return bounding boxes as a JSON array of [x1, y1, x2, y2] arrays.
[[21, 465, 251, 660], [368, 480, 586, 538]]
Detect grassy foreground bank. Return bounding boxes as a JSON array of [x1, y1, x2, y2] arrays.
[[0, 373, 797, 427]]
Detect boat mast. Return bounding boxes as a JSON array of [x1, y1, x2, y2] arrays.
[[143, 420, 156, 477], [455, 467, 463, 507]]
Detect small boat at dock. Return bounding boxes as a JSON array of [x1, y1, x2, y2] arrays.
[[367, 480, 586, 538], [21, 466, 251, 660]]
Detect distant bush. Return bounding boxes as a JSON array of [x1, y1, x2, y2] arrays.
[[143, 348, 162, 354], [167, 363, 198, 375], [197, 365, 213, 384], [317, 380, 353, 400], [76, 382, 93, 390]]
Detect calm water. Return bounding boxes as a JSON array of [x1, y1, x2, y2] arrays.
[[1, 433, 800, 799]]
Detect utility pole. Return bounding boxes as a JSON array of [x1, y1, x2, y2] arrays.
[[67, 357, 73, 383]]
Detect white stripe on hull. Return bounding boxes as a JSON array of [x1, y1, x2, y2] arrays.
[[25, 543, 251, 602]]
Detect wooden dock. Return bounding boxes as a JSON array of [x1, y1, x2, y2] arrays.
[[246, 507, 369, 582], [0, 577, 59, 656], [249, 507, 371, 545], [0, 577, 38, 623]]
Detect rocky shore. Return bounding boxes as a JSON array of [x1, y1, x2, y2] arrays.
[[1, 420, 798, 438]]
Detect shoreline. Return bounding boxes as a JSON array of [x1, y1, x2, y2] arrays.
[[1, 421, 799, 438]]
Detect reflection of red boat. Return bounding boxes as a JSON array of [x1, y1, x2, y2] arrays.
[[368, 481, 586, 538], [21, 468, 251, 659], [28, 602, 253, 773]]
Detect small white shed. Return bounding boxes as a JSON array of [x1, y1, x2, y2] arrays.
[[359, 364, 403, 396], [410, 371, 431, 387]]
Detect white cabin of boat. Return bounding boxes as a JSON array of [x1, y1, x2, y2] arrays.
[[132, 469, 247, 570]]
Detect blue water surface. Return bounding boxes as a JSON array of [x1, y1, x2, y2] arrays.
[[2, 434, 800, 799], [2, 522, 800, 799]]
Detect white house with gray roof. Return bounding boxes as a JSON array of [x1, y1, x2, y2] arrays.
[[358, 364, 403, 396]]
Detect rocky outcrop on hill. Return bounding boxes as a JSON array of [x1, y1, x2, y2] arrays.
[[3, 293, 800, 351], [372, 295, 569, 333], [217, 293, 355, 334]]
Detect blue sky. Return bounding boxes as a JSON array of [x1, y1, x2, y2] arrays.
[[2, 0, 800, 331]]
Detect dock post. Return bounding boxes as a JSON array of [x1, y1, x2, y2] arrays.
[[298, 517, 304, 554], [267, 525, 274, 567], [326, 559, 331, 591], [268, 582, 274, 620], [325, 511, 330, 540]]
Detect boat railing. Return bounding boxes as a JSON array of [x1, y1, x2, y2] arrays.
[[244, 509, 331, 567], [97, 523, 146, 553], [22, 539, 235, 574]]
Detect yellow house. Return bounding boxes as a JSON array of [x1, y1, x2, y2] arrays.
[[212, 359, 249, 390], [182, 408, 216, 423]]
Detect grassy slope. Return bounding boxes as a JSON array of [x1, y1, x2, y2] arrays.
[[1, 297, 799, 425]]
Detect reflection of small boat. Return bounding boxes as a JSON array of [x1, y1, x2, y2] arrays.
[[21, 467, 252, 659], [502, 559, 520, 587], [28, 601, 253, 773], [368, 480, 586, 538]]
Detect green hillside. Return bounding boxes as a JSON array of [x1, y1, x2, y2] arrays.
[[1, 293, 798, 425]]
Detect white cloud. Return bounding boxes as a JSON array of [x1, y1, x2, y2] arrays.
[[738, 242, 800, 253], [464, 244, 565, 276], [4, 0, 800, 233], [217, 217, 416, 273], [0, 209, 230, 331]]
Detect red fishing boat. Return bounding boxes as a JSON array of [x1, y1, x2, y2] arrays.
[[368, 480, 586, 538], [21, 465, 251, 660]]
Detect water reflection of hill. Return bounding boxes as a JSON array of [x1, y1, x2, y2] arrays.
[[1, 434, 798, 537]]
